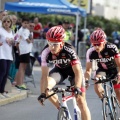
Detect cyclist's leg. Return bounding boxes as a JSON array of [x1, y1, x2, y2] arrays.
[[114, 84, 120, 104], [76, 92, 91, 120], [45, 67, 67, 110], [72, 76, 91, 120], [93, 69, 106, 98], [109, 68, 120, 104]]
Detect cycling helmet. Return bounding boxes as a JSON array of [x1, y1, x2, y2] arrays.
[[90, 28, 107, 44], [46, 25, 65, 42]]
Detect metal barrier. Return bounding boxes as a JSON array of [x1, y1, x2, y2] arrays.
[[32, 39, 47, 54], [77, 42, 86, 68], [77, 42, 98, 70], [32, 40, 97, 70]]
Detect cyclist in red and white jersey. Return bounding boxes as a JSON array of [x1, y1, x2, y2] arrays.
[[38, 25, 91, 120], [84, 28, 120, 103]]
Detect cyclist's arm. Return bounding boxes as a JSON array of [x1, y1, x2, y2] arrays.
[[40, 47, 50, 93], [114, 55, 120, 75], [84, 62, 92, 81], [40, 66, 49, 93], [84, 48, 92, 81], [72, 64, 83, 88], [110, 44, 120, 75]]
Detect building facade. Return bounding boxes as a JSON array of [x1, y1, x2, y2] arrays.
[[0, 0, 16, 11], [92, 0, 120, 20]]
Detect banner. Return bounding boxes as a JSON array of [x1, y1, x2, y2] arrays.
[[67, 0, 91, 13]]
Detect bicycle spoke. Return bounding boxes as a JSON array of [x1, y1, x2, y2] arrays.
[[57, 107, 71, 120], [112, 96, 120, 120]]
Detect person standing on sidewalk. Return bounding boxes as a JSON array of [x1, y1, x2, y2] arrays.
[[14, 18, 32, 90], [0, 10, 8, 47], [0, 15, 14, 98]]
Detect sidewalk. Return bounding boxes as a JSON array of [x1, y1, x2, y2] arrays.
[[0, 66, 40, 106], [0, 87, 28, 106]]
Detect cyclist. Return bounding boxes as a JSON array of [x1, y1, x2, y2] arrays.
[[84, 28, 120, 104], [38, 25, 91, 120]]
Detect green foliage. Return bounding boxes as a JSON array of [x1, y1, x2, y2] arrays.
[[9, 11, 120, 37]]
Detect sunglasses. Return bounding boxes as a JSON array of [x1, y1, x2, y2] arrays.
[[92, 43, 101, 46], [3, 20, 10, 23], [48, 41, 62, 47]]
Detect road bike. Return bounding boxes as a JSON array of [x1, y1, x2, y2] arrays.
[[46, 86, 81, 120], [92, 76, 120, 120]]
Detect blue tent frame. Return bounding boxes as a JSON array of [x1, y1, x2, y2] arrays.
[[4, 0, 86, 50]]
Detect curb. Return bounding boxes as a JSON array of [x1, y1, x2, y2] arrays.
[[0, 88, 28, 106]]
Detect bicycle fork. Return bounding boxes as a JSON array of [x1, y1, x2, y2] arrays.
[[104, 83, 115, 119], [62, 98, 72, 120], [72, 97, 81, 120]]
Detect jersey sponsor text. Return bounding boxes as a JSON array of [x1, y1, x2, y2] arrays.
[[49, 59, 70, 64], [93, 56, 114, 62]]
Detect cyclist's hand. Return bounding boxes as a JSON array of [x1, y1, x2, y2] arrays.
[[117, 75, 120, 84], [85, 80, 90, 90], [74, 87, 82, 96], [38, 93, 46, 106]]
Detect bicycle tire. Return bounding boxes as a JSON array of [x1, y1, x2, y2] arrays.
[[102, 98, 108, 120], [102, 98, 116, 120], [111, 96, 120, 120], [57, 107, 71, 120]]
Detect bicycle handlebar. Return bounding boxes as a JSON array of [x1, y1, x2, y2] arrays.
[[92, 76, 116, 84], [45, 86, 74, 99]]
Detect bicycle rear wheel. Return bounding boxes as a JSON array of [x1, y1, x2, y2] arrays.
[[57, 107, 71, 120], [102, 98, 115, 120], [111, 96, 120, 120]]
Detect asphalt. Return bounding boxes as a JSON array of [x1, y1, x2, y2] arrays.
[[0, 60, 88, 106], [0, 65, 40, 106]]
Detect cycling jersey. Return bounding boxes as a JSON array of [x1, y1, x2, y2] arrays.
[[40, 42, 85, 89], [86, 42, 120, 70], [41, 42, 81, 68]]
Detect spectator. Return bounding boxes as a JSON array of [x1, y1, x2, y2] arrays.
[[112, 28, 120, 48], [72, 26, 84, 49], [0, 15, 14, 98], [42, 22, 53, 39], [62, 20, 74, 44], [28, 21, 34, 52], [14, 18, 32, 90], [8, 15, 19, 84], [16, 18, 22, 30], [33, 17, 42, 39], [11, 15, 18, 34], [0, 10, 8, 27], [0, 10, 8, 46]]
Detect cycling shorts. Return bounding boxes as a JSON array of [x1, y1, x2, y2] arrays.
[[49, 66, 85, 92], [95, 68, 120, 89]]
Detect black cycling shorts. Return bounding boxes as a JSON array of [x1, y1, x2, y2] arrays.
[[95, 68, 120, 86], [49, 66, 85, 88]]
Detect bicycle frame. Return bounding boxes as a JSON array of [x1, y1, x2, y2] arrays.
[[103, 80, 115, 118], [61, 91, 81, 120]]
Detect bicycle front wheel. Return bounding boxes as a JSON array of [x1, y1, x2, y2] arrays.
[[102, 98, 115, 120], [57, 107, 71, 120], [111, 96, 120, 120]]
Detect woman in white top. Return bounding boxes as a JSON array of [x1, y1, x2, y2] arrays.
[[0, 10, 8, 47], [0, 15, 14, 98]]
